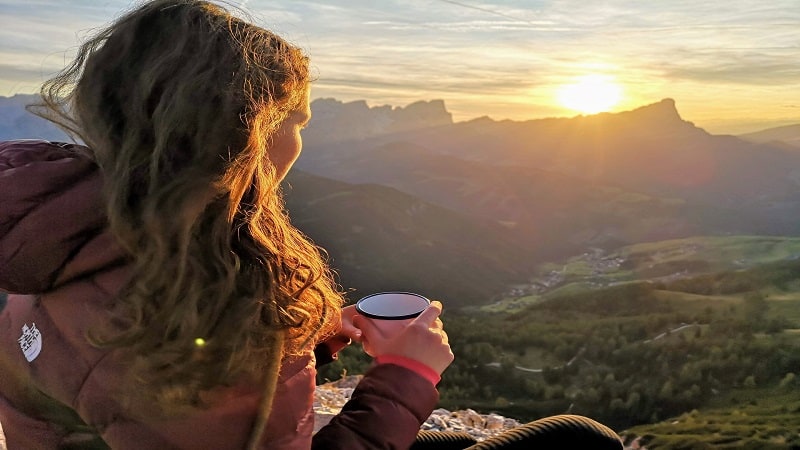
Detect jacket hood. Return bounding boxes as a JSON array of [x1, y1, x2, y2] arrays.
[[0, 140, 113, 294]]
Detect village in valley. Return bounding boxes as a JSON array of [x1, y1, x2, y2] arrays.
[[487, 237, 799, 313]]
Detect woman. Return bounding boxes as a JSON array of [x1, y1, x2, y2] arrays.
[[0, 1, 453, 448]]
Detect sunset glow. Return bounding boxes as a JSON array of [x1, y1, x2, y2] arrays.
[[557, 75, 623, 115], [0, 1, 798, 133]]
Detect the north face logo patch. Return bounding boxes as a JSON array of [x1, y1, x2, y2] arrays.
[[18, 323, 42, 362]]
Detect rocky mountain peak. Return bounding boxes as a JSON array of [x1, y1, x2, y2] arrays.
[[306, 98, 452, 143], [630, 98, 680, 120], [577, 97, 702, 139]]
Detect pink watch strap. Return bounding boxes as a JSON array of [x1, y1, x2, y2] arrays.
[[374, 354, 441, 385]]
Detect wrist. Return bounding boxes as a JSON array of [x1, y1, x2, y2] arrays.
[[374, 354, 441, 386]]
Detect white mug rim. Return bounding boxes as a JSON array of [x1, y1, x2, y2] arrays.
[[355, 291, 430, 320]]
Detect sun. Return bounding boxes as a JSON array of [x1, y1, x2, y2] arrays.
[[557, 75, 622, 114]]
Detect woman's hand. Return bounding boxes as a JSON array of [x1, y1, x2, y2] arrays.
[[322, 304, 362, 355], [353, 301, 454, 376], [338, 304, 362, 342]]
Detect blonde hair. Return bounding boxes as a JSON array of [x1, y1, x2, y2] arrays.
[[31, 0, 343, 413]]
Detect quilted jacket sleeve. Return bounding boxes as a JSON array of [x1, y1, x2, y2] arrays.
[[0, 140, 102, 294], [312, 363, 439, 450]]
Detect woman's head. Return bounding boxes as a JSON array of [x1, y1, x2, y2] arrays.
[[32, 0, 342, 412], [49, 0, 310, 186]]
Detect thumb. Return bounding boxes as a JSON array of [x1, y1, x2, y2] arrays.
[[411, 301, 442, 328]]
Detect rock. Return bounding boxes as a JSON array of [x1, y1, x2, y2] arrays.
[[313, 378, 522, 441], [484, 414, 505, 430], [460, 409, 485, 428]]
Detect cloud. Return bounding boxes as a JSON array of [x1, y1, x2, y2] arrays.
[[0, 62, 59, 79], [658, 50, 800, 86]]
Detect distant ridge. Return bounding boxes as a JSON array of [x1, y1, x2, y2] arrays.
[[2, 93, 796, 143], [739, 123, 800, 148], [306, 98, 452, 143], [0, 94, 67, 142], [598, 98, 694, 131], [5, 93, 800, 304], [625, 98, 679, 118], [303, 97, 701, 146], [513, 97, 704, 142], [568, 98, 683, 124], [295, 95, 800, 256]]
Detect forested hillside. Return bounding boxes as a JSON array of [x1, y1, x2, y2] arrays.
[[319, 256, 800, 448]]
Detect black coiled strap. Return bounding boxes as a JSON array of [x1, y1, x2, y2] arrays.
[[411, 430, 479, 449], [467, 415, 622, 450]]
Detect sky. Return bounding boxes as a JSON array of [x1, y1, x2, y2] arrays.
[[0, 0, 798, 134]]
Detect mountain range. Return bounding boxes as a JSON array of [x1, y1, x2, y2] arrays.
[[3, 94, 799, 306]]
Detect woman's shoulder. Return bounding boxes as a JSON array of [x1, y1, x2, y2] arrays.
[[0, 139, 99, 221], [0, 139, 98, 207], [0, 139, 104, 294], [0, 139, 92, 169]]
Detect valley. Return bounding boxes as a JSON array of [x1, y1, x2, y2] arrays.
[[4, 93, 800, 448], [320, 252, 800, 449], [484, 235, 800, 312]]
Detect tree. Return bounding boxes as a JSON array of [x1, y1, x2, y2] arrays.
[[779, 372, 796, 389], [625, 392, 642, 412], [658, 379, 675, 401], [742, 292, 768, 329]]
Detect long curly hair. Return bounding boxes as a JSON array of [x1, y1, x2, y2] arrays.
[[30, 0, 343, 413]]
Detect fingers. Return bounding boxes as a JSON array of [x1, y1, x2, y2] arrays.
[[340, 304, 363, 341], [412, 301, 443, 328], [351, 314, 367, 334], [340, 322, 363, 342], [341, 304, 359, 320], [352, 314, 384, 340]]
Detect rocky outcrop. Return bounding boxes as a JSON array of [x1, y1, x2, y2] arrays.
[[305, 98, 452, 143], [313, 376, 521, 440]]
